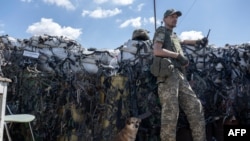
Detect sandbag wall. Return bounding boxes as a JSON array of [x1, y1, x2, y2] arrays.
[[183, 44, 250, 124], [0, 34, 250, 141], [183, 44, 250, 140], [0, 35, 161, 141]]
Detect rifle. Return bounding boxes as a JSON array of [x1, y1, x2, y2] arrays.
[[206, 29, 211, 39], [202, 29, 211, 68]]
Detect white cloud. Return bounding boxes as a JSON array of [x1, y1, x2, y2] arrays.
[[82, 7, 122, 18], [26, 18, 82, 40], [149, 17, 154, 24], [118, 17, 158, 28], [137, 3, 144, 11], [142, 18, 148, 24], [148, 17, 161, 27], [93, 0, 108, 4], [179, 31, 203, 40], [82, 11, 90, 17], [43, 0, 75, 10], [21, 0, 32, 2], [93, 0, 134, 5], [148, 17, 159, 25], [119, 17, 141, 28], [112, 0, 134, 5]]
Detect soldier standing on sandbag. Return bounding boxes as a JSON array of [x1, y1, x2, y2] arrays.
[[150, 9, 208, 141]]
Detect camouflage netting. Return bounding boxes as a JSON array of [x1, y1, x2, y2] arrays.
[[0, 34, 250, 141]]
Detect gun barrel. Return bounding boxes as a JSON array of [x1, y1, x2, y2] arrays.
[[206, 29, 211, 38]]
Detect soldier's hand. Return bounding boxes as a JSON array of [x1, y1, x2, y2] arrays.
[[176, 54, 189, 66], [196, 37, 208, 47]]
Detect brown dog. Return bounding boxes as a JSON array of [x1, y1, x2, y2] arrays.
[[113, 117, 141, 141]]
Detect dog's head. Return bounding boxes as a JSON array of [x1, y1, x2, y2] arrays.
[[126, 117, 141, 131]]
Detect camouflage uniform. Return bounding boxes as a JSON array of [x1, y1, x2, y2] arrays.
[[153, 26, 206, 141]]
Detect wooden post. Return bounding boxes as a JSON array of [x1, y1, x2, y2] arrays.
[[0, 77, 11, 140]]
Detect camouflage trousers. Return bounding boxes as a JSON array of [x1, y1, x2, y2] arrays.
[[158, 70, 206, 141]]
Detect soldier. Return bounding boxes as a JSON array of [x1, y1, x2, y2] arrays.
[[152, 9, 208, 141]]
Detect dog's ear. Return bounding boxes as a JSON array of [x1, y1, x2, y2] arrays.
[[126, 118, 131, 125]]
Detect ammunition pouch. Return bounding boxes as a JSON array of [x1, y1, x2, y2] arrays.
[[150, 56, 174, 78]]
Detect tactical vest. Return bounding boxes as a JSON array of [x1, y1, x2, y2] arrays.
[[150, 26, 185, 77], [161, 26, 184, 70]]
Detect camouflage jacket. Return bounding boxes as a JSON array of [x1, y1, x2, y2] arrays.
[[153, 26, 185, 71]]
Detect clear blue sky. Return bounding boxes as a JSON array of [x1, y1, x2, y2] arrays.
[[1, 0, 250, 49]]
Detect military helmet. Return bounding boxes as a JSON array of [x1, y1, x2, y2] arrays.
[[132, 29, 150, 41]]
